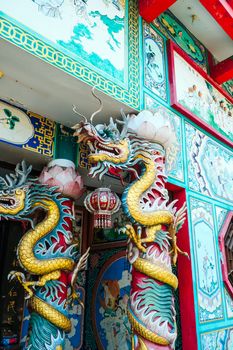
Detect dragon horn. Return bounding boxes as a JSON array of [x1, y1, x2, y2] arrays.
[[72, 105, 88, 124], [90, 86, 103, 124], [116, 108, 127, 125], [15, 161, 32, 187]]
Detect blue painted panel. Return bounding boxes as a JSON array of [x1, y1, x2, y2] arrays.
[[189, 198, 223, 323], [143, 23, 167, 101], [185, 123, 233, 203], [201, 327, 233, 349]]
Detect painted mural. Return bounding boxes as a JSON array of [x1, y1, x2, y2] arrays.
[[0, 1, 140, 109], [201, 328, 233, 350], [93, 255, 131, 350], [143, 23, 167, 101], [215, 207, 229, 231], [0, 101, 55, 156], [174, 52, 233, 143], [0, 1, 126, 83], [0, 102, 34, 143], [185, 123, 233, 203], [84, 249, 132, 349], [190, 198, 223, 322], [154, 10, 207, 71], [223, 79, 233, 99], [144, 93, 184, 181]]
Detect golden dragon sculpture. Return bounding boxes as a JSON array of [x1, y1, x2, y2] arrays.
[[0, 161, 89, 349], [73, 107, 187, 350]]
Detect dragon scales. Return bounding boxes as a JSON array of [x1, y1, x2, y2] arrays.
[[0, 161, 89, 349], [73, 109, 187, 350]]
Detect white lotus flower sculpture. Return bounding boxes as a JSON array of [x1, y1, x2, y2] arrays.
[[127, 110, 176, 150]]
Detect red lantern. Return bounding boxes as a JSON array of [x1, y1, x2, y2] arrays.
[[84, 188, 121, 228]]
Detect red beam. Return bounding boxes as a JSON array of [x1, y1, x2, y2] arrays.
[[210, 56, 233, 84], [199, 0, 233, 39], [139, 0, 177, 23]]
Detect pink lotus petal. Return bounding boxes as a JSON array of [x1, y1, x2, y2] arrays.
[[55, 171, 74, 185], [45, 178, 63, 188], [39, 171, 54, 183], [48, 165, 63, 177]]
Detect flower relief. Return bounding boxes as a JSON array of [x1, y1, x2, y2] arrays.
[[201, 246, 217, 295], [175, 52, 233, 140]]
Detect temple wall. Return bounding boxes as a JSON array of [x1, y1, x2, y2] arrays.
[[0, 1, 232, 349]]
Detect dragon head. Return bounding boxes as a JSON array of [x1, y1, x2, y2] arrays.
[[73, 110, 151, 179], [0, 161, 32, 219]]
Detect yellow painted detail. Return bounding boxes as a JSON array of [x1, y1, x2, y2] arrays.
[[127, 157, 173, 226], [128, 310, 169, 346], [15, 198, 74, 330], [30, 296, 71, 332], [18, 199, 74, 275], [133, 257, 178, 289], [138, 337, 148, 350]]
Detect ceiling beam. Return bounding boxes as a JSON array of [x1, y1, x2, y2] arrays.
[[199, 0, 233, 40], [139, 0, 177, 23], [210, 56, 233, 84]]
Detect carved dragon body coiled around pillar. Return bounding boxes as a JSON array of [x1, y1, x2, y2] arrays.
[[0, 161, 89, 349], [73, 109, 187, 350]]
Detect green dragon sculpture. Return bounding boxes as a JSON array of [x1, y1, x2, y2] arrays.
[[0, 161, 89, 350]]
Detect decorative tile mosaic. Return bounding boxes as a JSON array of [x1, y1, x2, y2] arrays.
[[143, 23, 167, 101], [153, 10, 207, 71], [201, 327, 233, 350], [185, 123, 233, 203], [215, 207, 229, 232], [0, 0, 140, 109], [224, 288, 233, 319], [190, 198, 223, 322]]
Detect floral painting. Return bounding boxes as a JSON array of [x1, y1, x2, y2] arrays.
[[190, 198, 223, 322], [0, 100, 56, 157], [144, 23, 167, 101], [185, 123, 233, 203], [201, 328, 233, 350], [174, 52, 233, 142], [0, 101, 34, 145], [0, 0, 126, 82]]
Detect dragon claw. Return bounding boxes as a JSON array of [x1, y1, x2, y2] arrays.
[[67, 289, 83, 308], [8, 271, 34, 298], [8, 271, 26, 283]]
